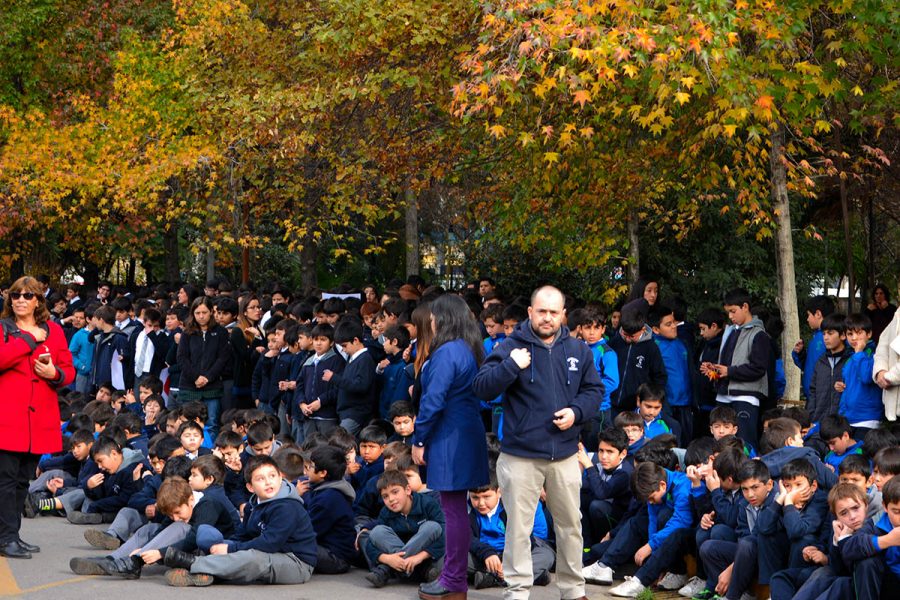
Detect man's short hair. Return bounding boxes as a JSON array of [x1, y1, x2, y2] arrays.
[[637, 383, 665, 404], [619, 309, 646, 335], [333, 319, 364, 345], [215, 430, 243, 450], [614, 411, 643, 429]]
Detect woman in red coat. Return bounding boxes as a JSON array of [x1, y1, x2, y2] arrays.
[[0, 276, 74, 558]]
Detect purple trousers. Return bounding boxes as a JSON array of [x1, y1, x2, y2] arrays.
[[438, 490, 469, 592]]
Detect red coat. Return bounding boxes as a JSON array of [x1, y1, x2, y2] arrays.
[[0, 320, 75, 454]]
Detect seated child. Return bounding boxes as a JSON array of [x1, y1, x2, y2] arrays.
[[303, 445, 358, 574], [821, 414, 865, 471], [69, 437, 145, 525], [160, 455, 318, 586], [393, 456, 436, 500], [838, 474, 900, 599], [761, 418, 838, 490], [178, 420, 212, 460], [709, 405, 757, 458], [782, 406, 828, 459], [635, 383, 674, 440], [353, 442, 412, 527], [26, 429, 94, 517], [583, 462, 694, 598], [388, 401, 416, 445], [839, 454, 883, 521], [696, 460, 776, 600], [756, 459, 829, 585], [873, 447, 900, 493], [212, 430, 247, 511], [113, 411, 150, 459], [351, 425, 386, 492], [241, 421, 282, 461], [770, 482, 870, 600], [614, 411, 646, 458], [467, 475, 554, 589], [141, 394, 163, 438], [360, 470, 445, 588], [376, 325, 413, 419], [577, 428, 634, 547]]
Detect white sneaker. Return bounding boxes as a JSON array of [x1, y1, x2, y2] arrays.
[[610, 576, 647, 598], [582, 561, 613, 585], [678, 576, 707, 597], [659, 572, 689, 590]]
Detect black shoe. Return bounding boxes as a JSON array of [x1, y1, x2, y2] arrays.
[[418, 581, 467, 600], [0, 541, 31, 559], [22, 493, 39, 519], [70, 556, 113, 575], [84, 529, 121, 550], [473, 571, 502, 589], [366, 565, 391, 588], [68, 510, 103, 525], [163, 547, 196, 570], [17, 538, 40, 553], [108, 556, 143, 579], [534, 569, 550, 586]]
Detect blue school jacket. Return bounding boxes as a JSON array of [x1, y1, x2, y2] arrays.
[[793, 330, 825, 400], [303, 479, 357, 563], [840, 341, 883, 423], [654, 335, 692, 407], [294, 349, 345, 421], [588, 339, 619, 412], [647, 470, 693, 550], [824, 439, 865, 471], [757, 488, 829, 544], [378, 354, 413, 418], [414, 339, 489, 491], [841, 513, 900, 578]]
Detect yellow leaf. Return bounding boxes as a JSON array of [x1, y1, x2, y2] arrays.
[[518, 132, 535, 147], [572, 89, 592, 108], [488, 124, 507, 138], [675, 92, 690, 105], [543, 152, 560, 165], [851, 85, 864, 96], [680, 76, 696, 90], [622, 64, 638, 78]]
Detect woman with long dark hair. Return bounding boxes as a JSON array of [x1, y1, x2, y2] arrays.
[[413, 294, 489, 600], [230, 295, 265, 409], [0, 276, 74, 558], [176, 297, 230, 436], [628, 275, 660, 307]]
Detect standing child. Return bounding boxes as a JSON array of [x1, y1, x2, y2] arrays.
[[696, 308, 726, 436], [581, 307, 619, 445], [376, 325, 413, 419], [807, 313, 852, 424], [792, 295, 835, 401], [650, 304, 693, 444], [839, 313, 883, 437], [608, 307, 667, 418], [295, 323, 344, 438], [325, 320, 376, 436]]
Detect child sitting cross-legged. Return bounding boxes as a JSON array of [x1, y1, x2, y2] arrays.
[[302, 445, 358, 574]]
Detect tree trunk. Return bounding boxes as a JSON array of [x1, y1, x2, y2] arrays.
[[771, 124, 801, 403], [162, 225, 180, 285], [125, 257, 136, 289], [626, 206, 640, 284], [300, 231, 318, 294], [206, 247, 216, 282], [405, 188, 419, 278]]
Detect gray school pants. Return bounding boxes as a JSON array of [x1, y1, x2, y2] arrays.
[[190, 549, 314, 584], [111, 521, 187, 559], [106, 507, 148, 543], [364, 521, 444, 569], [58, 488, 87, 516], [28, 470, 75, 495]]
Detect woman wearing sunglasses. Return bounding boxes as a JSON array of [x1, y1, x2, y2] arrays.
[[0, 276, 75, 559]]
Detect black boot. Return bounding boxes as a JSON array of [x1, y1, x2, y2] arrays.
[[0, 541, 31, 559], [70, 556, 114, 575], [17, 538, 40, 553], [163, 547, 196, 570], [109, 556, 143, 579]]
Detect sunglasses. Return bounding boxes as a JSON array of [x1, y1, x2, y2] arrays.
[[9, 292, 37, 300]]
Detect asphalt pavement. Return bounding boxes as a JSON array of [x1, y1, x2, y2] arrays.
[[1, 516, 626, 599]]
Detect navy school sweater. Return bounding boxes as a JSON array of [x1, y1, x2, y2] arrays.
[[293, 349, 345, 421], [581, 455, 633, 516], [333, 350, 377, 425], [608, 326, 667, 411], [756, 488, 829, 544], [83, 448, 145, 514], [363, 492, 446, 565], [840, 513, 900, 578], [761, 446, 838, 491], [303, 479, 358, 563]]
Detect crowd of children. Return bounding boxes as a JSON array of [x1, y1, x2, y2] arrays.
[[10, 275, 900, 599]]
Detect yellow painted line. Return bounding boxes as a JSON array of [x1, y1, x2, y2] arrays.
[[0, 557, 22, 596], [17, 576, 92, 594]]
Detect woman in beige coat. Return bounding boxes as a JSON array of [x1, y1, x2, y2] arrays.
[[874, 301, 900, 421]]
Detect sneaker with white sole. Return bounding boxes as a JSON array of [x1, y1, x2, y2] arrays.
[[582, 561, 613, 585], [610, 576, 647, 598], [679, 576, 707, 597], [659, 571, 689, 590]]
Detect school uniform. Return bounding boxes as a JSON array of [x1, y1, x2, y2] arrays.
[[608, 326, 667, 415], [468, 501, 554, 583], [757, 488, 829, 583], [293, 349, 345, 438], [581, 456, 633, 545], [82, 448, 145, 515], [808, 346, 853, 424], [363, 492, 445, 570], [654, 334, 694, 444], [376, 353, 413, 419], [303, 479, 357, 573], [793, 330, 826, 400], [838, 513, 900, 599], [332, 347, 376, 435], [824, 439, 865, 471], [839, 340, 883, 433]]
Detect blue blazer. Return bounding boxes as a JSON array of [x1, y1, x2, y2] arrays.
[[413, 339, 489, 492]]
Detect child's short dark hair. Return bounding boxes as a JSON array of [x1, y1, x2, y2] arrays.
[[470, 474, 500, 494], [501, 304, 528, 325], [839, 454, 872, 479], [619, 309, 646, 335], [713, 435, 746, 456], [804, 295, 835, 318], [637, 383, 665, 404], [180, 401, 208, 426], [883, 475, 900, 506], [820, 414, 853, 442], [244, 455, 280, 484], [736, 459, 771, 484], [150, 435, 183, 460], [864, 427, 898, 459], [873, 447, 900, 477], [156, 477, 193, 515], [392, 454, 419, 474], [614, 411, 644, 429], [215, 430, 243, 450], [388, 401, 415, 421], [112, 411, 142, 435], [480, 304, 505, 324], [781, 458, 817, 485], [714, 448, 748, 481], [162, 455, 194, 480], [723, 288, 752, 309], [322, 297, 346, 316], [762, 418, 802, 454], [177, 420, 204, 439], [827, 482, 868, 513], [272, 447, 305, 481], [634, 435, 679, 470], [761, 407, 784, 424], [684, 437, 717, 467], [192, 454, 225, 484], [327, 427, 357, 454], [138, 375, 164, 395], [309, 445, 347, 482], [69, 429, 94, 447], [377, 469, 409, 491], [383, 441, 411, 462], [781, 407, 812, 429], [310, 323, 334, 341], [845, 312, 873, 333], [597, 427, 628, 453], [647, 303, 674, 329], [247, 422, 275, 446], [359, 425, 387, 446], [581, 307, 608, 328], [696, 308, 725, 329], [382, 325, 410, 350], [91, 438, 121, 459], [821, 313, 847, 335], [333, 319, 364, 345], [632, 462, 666, 501], [94, 305, 116, 325], [143, 394, 164, 409], [67, 413, 94, 434], [710, 405, 738, 426]]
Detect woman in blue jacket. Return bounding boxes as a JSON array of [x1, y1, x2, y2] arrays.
[[413, 295, 489, 600]]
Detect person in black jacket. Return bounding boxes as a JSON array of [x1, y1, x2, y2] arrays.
[[608, 302, 668, 417], [230, 296, 265, 410], [325, 319, 376, 436], [177, 297, 231, 437]]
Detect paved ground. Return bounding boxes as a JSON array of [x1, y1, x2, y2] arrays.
[[1, 516, 634, 599]]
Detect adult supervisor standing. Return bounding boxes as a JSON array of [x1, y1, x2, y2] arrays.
[[473, 285, 603, 600], [0, 276, 75, 558]]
